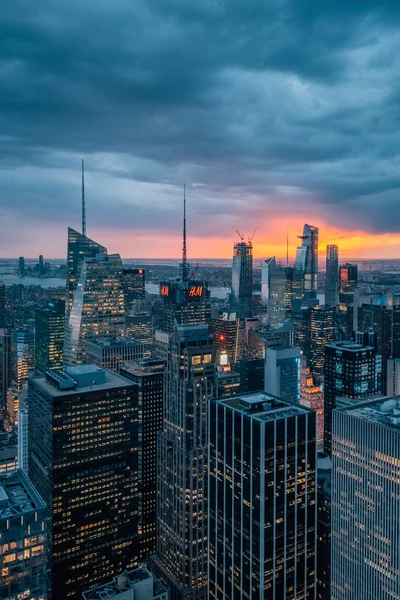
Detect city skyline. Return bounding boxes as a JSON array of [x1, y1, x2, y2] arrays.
[[1, 2, 400, 259]]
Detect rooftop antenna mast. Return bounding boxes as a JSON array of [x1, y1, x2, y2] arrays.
[[183, 183, 187, 267], [82, 158, 86, 237]]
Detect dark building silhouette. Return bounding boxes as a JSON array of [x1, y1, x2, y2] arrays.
[[122, 268, 146, 313], [231, 238, 253, 319], [325, 244, 339, 306], [35, 300, 65, 374], [28, 366, 139, 599], [317, 453, 332, 600]]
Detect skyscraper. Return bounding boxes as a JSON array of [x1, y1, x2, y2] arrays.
[[66, 227, 107, 318], [121, 359, 166, 560], [0, 281, 5, 328], [387, 357, 400, 395], [28, 365, 139, 599], [325, 244, 339, 306], [338, 263, 358, 305], [262, 258, 294, 327], [11, 328, 34, 392], [310, 305, 335, 384], [18, 256, 25, 277], [0, 328, 12, 414], [64, 250, 125, 365], [264, 344, 301, 404], [158, 279, 211, 334], [231, 237, 253, 319], [316, 453, 332, 600], [122, 268, 146, 313], [209, 393, 317, 599], [87, 336, 144, 372], [125, 312, 153, 357], [153, 324, 216, 600], [211, 312, 240, 365], [35, 300, 65, 374], [331, 397, 400, 600], [294, 223, 318, 302], [323, 341, 379, 454], [300, 359, 324, 451], [0, 470, 48, 600]]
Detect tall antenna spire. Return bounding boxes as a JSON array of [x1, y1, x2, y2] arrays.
[[82, 158, 86, 237], [180, 183, 189, 282], [286, 228, 289, 266]]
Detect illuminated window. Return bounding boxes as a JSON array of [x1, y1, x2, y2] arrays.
[[192, 356, 201, 365]]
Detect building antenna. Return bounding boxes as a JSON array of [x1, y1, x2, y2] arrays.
[[183, 183, 187, 266], [82, 158, 86, 237], [286, 228, 289, 266]]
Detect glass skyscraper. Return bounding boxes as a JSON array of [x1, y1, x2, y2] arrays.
[[331, 397, 400, 599], [11, 328, 34, 392], [231, 239, 253, 319], [264, 344, 301, 405], [262, 257, 294, 327], [153, 324, 216, 600], [325, 244, 339, 306], [294, 223, 318, 302], [209, 393, 317, 599], [310, 304, 335, 385]]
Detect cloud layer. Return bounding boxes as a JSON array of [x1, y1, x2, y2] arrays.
[[1, 0, 400, 257]]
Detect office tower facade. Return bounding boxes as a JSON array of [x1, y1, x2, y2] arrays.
[[121, 360, 166, 560], [292, 300, 319, 364], [0, 469, 48, 600], [11, 329, 34, 392], [264, 345, 301, 404], [231, 239, 253, 319], [232, 356, 265, 393], [294, 223, 318, 302], [0, 281, 5, 328], [0, 328, 12, 414], [338, 263, 358, 305], [216, 369, 241, 398], [18, 407, 28, 473], [66, 227, 107, 318], [268, 265, 294, 327], [325, 244, 339, 306], [316, 453, 332, 600], [82, 567, 169, 600], [28, 366, 139, 599], [35, 300, 65, 374], [211, 312, 240, 365], [6, 387, 19, 426], [324, 341, 379, 455], [153, 324, 216, 600], [122, 267, 146, 313], [209, 393, 317, 599], [158, 279, 211, 334], [331, 397, 400, 600], [18, 256, 25, 277], [64, 251, 126, 365], [300, 361, 324, 451], [125, 313, 153, 357], [387, 357, 400, 395], [87, 336, 144, 372], [310, 305, 335, 384], [261, 256, 275, 303]]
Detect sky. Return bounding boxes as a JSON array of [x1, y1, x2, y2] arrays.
[[1, 0, 400, 260]]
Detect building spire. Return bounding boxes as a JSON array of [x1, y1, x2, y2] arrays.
[[82, 158, 86, 237], [180, 183, 190, 281]]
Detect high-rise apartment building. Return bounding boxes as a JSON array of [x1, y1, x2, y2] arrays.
[[294, 223, 318, 302], [121, 359, 166, 560], [122, 268, 146, 313], [331, 397, 400, 600], [64, 249, 125, 365], [28, 365, 139, 599], [153, 324, 216, 600], [0, 281, 5, 328], [231, 238, 253, 319], [209, 393, 317, 599], [338, 263, 358, 305], [325, 244, 339, 306], [87, 335, 144, 372], [310, 305, 335, 384], [11, 328, 34, 392], [264, 344, 301, 404], [0, 469, 48, 600], [324, 341, 379, 454], [211, 312, 240, 365], [35, 300, 65, 373]]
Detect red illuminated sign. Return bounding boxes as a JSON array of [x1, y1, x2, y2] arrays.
[[160, 285, 169, 297], [189, 285, 203, 297]]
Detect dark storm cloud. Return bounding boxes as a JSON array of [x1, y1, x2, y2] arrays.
[[1, 0, 400, 243]]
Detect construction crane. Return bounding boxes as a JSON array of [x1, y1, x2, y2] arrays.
[[249, 228, 257, 242], [236, 229, 244, 241]]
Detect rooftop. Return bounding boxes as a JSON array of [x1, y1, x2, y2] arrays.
[[31, 365, 135, 397], [88, 336, 142, 348], [217, 392, 312, 422], [326, 340, 375, 352], [82, 567, 168, 600], [121, 359, 166, 376], [0, 470, 45, 520], [339, 396, 400, 431]]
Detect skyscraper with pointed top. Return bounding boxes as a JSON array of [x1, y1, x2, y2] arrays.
[[158, 185, 211, 335]]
